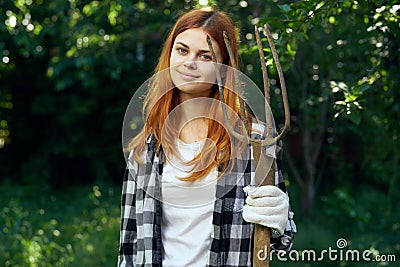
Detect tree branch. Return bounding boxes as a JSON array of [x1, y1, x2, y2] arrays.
[[284, 150, 305, 188]]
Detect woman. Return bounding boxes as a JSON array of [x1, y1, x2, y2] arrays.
[[118, 7, 296, 267]]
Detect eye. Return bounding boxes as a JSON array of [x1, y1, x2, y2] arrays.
[[176, 47, 188, 54], [200, 54, 212, 61]]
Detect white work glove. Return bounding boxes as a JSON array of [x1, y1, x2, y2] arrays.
[[242, 185, 289, 235]]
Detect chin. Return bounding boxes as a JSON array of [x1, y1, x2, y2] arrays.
[[175, 82, 213, 96]]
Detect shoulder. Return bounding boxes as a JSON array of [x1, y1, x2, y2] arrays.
[[127, 133, 157, 166]]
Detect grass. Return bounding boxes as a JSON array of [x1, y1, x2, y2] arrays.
[[1, 181, 398, 266], [0, 181, 121, 267]]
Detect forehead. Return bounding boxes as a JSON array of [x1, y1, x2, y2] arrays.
[[174, 28, 219, 51]]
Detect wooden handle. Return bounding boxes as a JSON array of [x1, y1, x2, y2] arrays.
[[252, 141, 276, 267], [253, 224, 271, 266]]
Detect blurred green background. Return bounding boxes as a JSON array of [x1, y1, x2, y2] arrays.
[[0, 0, 399, 266]]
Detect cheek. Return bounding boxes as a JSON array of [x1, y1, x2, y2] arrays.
[[199, 63, 217, 81], [206, 70, 217, 82], [169, 66, 178, 86], [169, 51, 179, 67]]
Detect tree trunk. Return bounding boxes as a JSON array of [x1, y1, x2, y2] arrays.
[[302, 179, 315, 218]]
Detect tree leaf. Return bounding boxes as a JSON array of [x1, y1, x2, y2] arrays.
[[278, 4, 291, 12]]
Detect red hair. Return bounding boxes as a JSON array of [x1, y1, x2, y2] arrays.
[[126, 8, 245, 182]]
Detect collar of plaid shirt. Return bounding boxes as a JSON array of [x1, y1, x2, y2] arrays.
[[118, 130, 296, 267]]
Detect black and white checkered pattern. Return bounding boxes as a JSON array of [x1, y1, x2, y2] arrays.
[[118, 127, 296, 266]]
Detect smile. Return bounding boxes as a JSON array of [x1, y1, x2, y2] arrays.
[[176, 70, 200, 81]]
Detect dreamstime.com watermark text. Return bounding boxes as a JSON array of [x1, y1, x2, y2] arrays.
[[257, 238, 397, 263]]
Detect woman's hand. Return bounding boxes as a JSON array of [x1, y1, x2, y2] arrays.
[[242, 185, 289, 235]]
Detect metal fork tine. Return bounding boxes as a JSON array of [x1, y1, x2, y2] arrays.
[[223, 31, 248, 134], [254, 25, 273, 138], [262, 24, 290, 140]]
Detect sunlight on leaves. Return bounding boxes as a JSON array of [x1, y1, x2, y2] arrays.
[[331, 80, 371, 124]]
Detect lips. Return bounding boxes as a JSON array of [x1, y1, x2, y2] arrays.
[[176, 69, 200, 81]]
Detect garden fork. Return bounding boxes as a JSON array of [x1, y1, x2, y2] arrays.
[[207, 24, 290, 267]]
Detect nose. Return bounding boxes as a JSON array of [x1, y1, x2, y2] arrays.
[[183, 60, 197, 69], [183, 54, 197, 69]]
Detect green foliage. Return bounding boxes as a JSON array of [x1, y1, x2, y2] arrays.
[[0, 181, 120, 267], [319, 186, 400, 266], [331, 81, 371, 124], [0, 0, 173, 184]]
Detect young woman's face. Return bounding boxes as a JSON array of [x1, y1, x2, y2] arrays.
[[169, 28, 223, 101]]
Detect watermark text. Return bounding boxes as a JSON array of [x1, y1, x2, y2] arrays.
[[257, 238, 397, 263]]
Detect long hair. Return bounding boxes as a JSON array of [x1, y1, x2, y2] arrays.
[[126, 8, 245, 182]]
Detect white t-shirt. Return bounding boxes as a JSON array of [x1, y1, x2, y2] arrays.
[[161, 139, 217, 267]]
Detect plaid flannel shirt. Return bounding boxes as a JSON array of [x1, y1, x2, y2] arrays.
[[118, 128, 296, 267]]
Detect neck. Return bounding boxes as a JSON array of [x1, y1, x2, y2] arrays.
[[177, 93, 210, 122], [175, 96, 210, 144], [179, 118, 208, 144]]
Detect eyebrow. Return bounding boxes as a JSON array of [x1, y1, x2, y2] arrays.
[[175, 41, 211, 53]]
